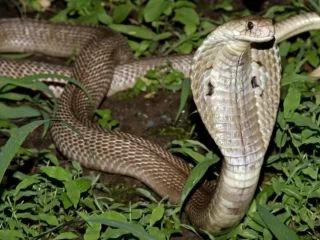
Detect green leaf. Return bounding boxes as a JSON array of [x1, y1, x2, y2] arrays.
[[96, 108, 118, 130], [283, 87, 301, 119], [185, 140, 210, 151], [153, 32, 172, 41], [150, 204, 165, 226], [84, 221, 101, 240], [256, 186, 273, 205], [275, 129, 287, 148], [209, 0, 232, 10], [50, 8, 70, 22], [75, 178, 92, 193], [247, 212, 265, 231], [303, 136, 320, 144], [72, 161, 82, 171], [170, 147, 206, 162], [147, 227, 166, 240], [257, 203, 299, 240], [13, 177, 39, 196], [104, 228, 129, 239], [65, 180, 81, 207], [174, 1, 196, 8], [306, 49, 320, 68], [287, 113, 320, 130], [239, 229, 260, 239], [93, 0, 112, 25], [15, 203, 36, 210], [277, 112, 287, 130], [129, 209, 143, 220], [302, 167, 318, 180], [39, 213, 59, 226], [113, 3, 133, 23], [281, 74, 313, 86], [41, 166, 72, 182], [263, 229, 273, 240], [53, 232, 78, 240], [301, 129, 315, 141], [77, 14, 99, 24], [277, 210, 291, 223], [61, 192, 73, 209], [137, 188, 158, 202], [184, 24, 196, 35], [178, 42, 193, 54], [109, 24, 157, 40], [16, 212, 39, 221], [143, 0, 169, 22], [279, 41, 291, 57], [81, 197, 97, 211], [0, 230, 24, 239], [100, 211, 127, 222], [298, 207, 309, 223], [173, 7, 199, 26], [272, 178, 285, 195]]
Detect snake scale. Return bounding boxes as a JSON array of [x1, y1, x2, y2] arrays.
[[1, 12, 320, 233]]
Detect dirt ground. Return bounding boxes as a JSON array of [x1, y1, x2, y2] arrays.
[[0, 0, 289, 239]]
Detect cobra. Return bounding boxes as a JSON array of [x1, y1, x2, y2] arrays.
[[0, 12, 320, 233]]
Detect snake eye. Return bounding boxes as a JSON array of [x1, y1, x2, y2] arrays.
[[247, 21, 254, 30]]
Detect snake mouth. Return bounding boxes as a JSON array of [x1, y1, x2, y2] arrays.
[[256, 36, 275, 42], [237, 35, 275, 43], [251, 37, 276, 50]]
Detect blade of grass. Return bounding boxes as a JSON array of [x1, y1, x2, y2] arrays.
[[257, 203, 299, 240], [179, 156, 219, 207], [0, 120, 49, 182], [174, 78, 190, 124]]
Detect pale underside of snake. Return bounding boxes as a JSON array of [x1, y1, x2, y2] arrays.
[[1, 12, 320, 234]]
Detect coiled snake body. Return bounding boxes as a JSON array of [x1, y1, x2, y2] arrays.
[[1, 12, 320, 233]]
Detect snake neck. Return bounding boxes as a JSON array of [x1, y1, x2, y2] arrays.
[[189, 29, 280, 231]]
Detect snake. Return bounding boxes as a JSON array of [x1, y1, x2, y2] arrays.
[[1, 12, 320, 234]]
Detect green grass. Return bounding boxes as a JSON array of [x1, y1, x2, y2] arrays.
[[1, 0, 320, 239]]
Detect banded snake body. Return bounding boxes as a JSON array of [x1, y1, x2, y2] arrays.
[[1, 12, 320, 233]]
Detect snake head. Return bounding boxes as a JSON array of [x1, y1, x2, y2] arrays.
[[222, 16, 275, 43]]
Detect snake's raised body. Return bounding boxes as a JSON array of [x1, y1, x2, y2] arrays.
[[1, 12, 320, 233]]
